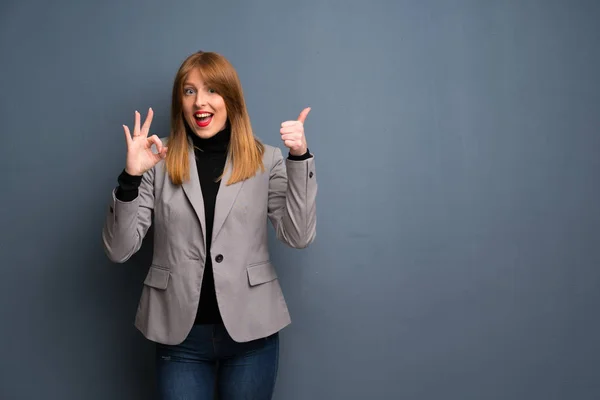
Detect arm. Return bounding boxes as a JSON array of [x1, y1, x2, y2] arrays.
[[267, 147, 317, 248], [102, 167, 154, 263]]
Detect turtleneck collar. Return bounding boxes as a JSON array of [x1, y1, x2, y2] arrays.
[[187, 121, 231, 154]]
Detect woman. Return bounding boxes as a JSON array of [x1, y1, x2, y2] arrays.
[[102, 51, 317, 399]]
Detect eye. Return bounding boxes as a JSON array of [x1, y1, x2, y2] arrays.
[[184, 88, 195, 95], [208, 88, 216, 94]]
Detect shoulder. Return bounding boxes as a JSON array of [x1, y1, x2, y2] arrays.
[[261, 143, 284, 169], [263, 143, 283, 160], [262, 143, 280, 157]]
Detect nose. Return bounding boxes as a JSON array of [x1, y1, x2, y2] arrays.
[[194, 92, 207, 108]]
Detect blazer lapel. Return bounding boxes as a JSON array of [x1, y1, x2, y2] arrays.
[[182, 147, 206, 246], [212, 157, 244, 243]]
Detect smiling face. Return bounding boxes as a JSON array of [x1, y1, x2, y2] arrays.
[[167, 51, 266, 186], [182, 67, 228, 139]]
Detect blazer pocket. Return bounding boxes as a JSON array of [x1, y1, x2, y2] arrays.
[[143, 265, 170, 290], [247, 261, 277, 286]]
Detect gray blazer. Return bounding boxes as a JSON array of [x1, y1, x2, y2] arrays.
[[102, 142, 317, 344]]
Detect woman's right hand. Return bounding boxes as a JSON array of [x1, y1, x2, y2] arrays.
[[123, 108, 168, 176]]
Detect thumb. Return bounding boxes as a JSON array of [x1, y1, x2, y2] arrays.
[[297, 107, 311, 124]]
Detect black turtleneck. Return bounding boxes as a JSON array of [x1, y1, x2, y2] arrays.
[[188, 123, 230, 324], [115, 125, 312, 325]]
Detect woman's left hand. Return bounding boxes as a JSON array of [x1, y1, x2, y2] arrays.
[[280, 107, 311, 156]]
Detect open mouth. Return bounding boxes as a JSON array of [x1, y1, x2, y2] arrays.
[[194, 112, 214, 128]]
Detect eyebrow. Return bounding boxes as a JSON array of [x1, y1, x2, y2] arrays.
[[183, 81, 208, 88]]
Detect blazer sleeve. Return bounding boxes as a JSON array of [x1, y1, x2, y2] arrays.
[[267, 146, 317, 248], [102, 166, 155, 263]]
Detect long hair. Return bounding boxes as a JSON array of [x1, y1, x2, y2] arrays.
[[166, 51, 265, 185]]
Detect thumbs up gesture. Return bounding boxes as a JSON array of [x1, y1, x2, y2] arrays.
[[280, 107, 311, 156]]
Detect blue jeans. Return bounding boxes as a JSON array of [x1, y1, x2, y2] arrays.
[[155, 324, 279, 400]]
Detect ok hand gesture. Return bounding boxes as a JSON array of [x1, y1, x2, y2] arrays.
[[122, 108, 167, 176]]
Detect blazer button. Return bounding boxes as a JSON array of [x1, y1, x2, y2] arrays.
[[309, 171, 314, 178], [215, 254, 224, 263]]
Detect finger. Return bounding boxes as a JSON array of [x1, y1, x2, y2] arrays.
[[283, 139, 297, 148], [297, 107, 311, 124], [281, 134, 301, 142], [148, 134, 163, 153], [123, 125, 132, 145], [160, 146, 168, 158], [141, 107, 154, 137], [280, 126, 302, 135], [133, 111, 141, 136], [281, 120, 301, 128]]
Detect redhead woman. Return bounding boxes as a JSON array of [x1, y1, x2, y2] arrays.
[[102, 50, 317, 399]]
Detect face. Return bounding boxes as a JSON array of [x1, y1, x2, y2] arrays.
[[182, 68, 228, 139]]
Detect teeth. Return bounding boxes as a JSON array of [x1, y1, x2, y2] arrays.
[[195, 113, 212, 118]]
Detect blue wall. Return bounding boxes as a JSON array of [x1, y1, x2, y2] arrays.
[[1, 1, 599, 399]]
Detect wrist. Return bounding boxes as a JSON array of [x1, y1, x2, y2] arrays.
[[289, 147, 308, 157], [118, 169, 143, 188], [124, 167, 143, 177], [288, 148, 312, 161]]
